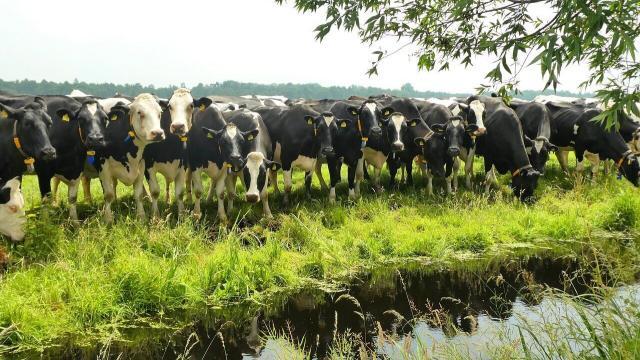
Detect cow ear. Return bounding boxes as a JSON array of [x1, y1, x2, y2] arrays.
[[56, 109, 74, 122], [243, 129, 259, 141], [547, 143, 558, 152], [465, 124, 479, 133], [337, 119, 351, 129], [265, 159, 281, 171], [0, 103, 17, 120], [304, 115, 315, 126], [414, 137, 427, 147], [523, 135, 534, 147], [408, 119, 421, 127], [33, 97, 47, 112], [347, 106, 359, 117], [194, 97, 213, 112], [202, 126, 223, 139], [158, 99, 170, 111], [380, 107, 394, 119], [431, 123, 446, 134]]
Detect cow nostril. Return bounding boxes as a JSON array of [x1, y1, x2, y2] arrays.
[[246, 194, 259, 203], [7, 205, 19, 213]]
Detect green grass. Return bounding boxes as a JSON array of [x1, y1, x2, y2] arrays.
[[1, 154, 639, 353]]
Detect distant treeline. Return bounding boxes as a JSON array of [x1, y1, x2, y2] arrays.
[[0, 78, 592, 100]]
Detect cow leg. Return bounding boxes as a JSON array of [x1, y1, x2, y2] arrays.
[[37, 171, 53, 203], [452, 158, 460, 192], [363, 161, 371, 180], [327, 157, 340, 204], [465, 147, 476, 189], [304, 171, 313, 198], [165, 180, 171, 203], [405, 160, 414, 187], [373, 166, 383, 192], [270, 168, 280, 194], [100, 168, 115, 223], [400, 165, 406, 184], [315, 160, 328, 191], [354, 158, 364, 198], [206, 178, 216, 203], [283, 164, 293, 206], [67, 177, 80, 222], [192, 169, 204, 218], [584, 152, 599, 179], [51, 177, 60, 205], [225, 174, 236, 214], [261, 187, 273, 219], [426, 168, 434, 196], [215, 172, 228, 222], [557, 149, 570, 173], [148, 170, 161, 218], [175, 169, 186, 213], [484, 162, 497, 194], [112, 177, 118, 201], [388, 160, 398, 189], [134, 175, 146, 220], [81, 175, 92, 204], [185, 169, 193, 203]]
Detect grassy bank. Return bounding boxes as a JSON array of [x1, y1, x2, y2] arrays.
[[1, 155, 640, 353]]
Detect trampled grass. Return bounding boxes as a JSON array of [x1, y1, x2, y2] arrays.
[[1, 155, 639, 353]]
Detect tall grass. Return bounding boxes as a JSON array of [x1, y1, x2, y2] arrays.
[[0, 155, 639, 353]]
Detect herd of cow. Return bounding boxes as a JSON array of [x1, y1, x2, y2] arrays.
[[1, 89, 639, 242]]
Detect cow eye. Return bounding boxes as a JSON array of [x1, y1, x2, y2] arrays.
[[138, 111, 145, 118]]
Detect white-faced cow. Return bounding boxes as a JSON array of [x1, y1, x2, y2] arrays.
[[0, 177, 26, 241], [219, 109, 281, 218], [0, 98, 56, 181], [255, 105, 337, 205], [470, 96, 541, 202], [143, 88, 211, 217], [96, 94, 165, 222]]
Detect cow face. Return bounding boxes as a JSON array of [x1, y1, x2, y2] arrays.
[[129, 94, 165, 143], [243, 152, 281, 203], [619, 154, 640, 186], [380, 108, 407, 152], [0, 178, 26, 241], [57, 101, 108, 149], [466, 100, 487, 136], [436, 116, 478, 158], [0, 99, 57, 161], [524, 137, 557, 174], [202, 124, 258, 172], [347, 101, 383, 143], [511, 167, 541, 203], [416, 133, 447, 178], [305, 112, 337, 157], [158, 89, 211, 137]]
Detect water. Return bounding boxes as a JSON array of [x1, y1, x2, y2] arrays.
[[17, 255, 639, 359]]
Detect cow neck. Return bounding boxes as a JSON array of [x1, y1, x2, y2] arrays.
[[76, 124, 97, 165], [11, 119, 35, 171]]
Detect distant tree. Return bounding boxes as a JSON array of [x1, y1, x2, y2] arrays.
[[276, 0, 640, 128]]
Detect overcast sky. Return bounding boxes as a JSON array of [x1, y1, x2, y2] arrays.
[[0, 0, 592, 94]]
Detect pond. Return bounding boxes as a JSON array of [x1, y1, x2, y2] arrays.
[[18, 255, 639, 359]]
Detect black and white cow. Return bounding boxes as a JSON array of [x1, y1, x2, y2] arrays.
[[256, 105, 337, 205], [470, 96, 541, 202], [545, 101, 640, 185], [0, 177, 26, 241], [509, 101, 557, 174], [188, 103, 246, 220], [220, 109, 281, 218], [383, 98, 433, 189], [34, 96, 109, 220], [96, 94, 165, 222], [418, 102, 477, 195], [321, 100, 384, 201], [143, 88, 212, 217], [0, 98, 56, 181]]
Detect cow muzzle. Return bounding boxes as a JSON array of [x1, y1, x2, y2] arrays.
[[40, 146, 57, 161], [230, 155, 245, 172], [87, 134, 106, 148], [321, 147, 335, 157], [392, 142, 404, 152], [447, 147, 460, 157], [246, 193, 260, 203], [148, 129, 166, 142], [370, 126, 382, 136], [170, 123, 187, 136]]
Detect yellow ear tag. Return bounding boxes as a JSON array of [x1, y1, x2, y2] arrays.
[[24, 157, 35, 165], [271, 164, 278, 171], [410, 121, 417, 127], [128, 130, 136, 138], [351, 110, 358, 116], [384, 111, 390, 116], [199, 104, 206, 112], [110, 114, 118, 121], [0, 110, 8, 119], [247, 134, 254, 141], [180, 136, 188, 142], [62, 114, 70, 122], [207, 133, 213, 139], [340, 122, 347, 128], [307, 118, 313, 125], [86, 150, 96, 156], [13, 137, 22, 149]]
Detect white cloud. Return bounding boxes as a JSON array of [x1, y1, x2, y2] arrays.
[[0, 0, 592, 93]]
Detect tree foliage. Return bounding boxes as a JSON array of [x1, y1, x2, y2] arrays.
[[276, 0, 640, 127]]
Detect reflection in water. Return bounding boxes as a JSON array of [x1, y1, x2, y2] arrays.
[[21, 256, 627, 359]]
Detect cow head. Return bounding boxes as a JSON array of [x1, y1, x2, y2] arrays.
[[346, 101, 383, 144], [511, 166, 541, 203], [415, 129, 447, 178], [202, 124, 259, 172], [380, 108, 407, 152], [465, 100, 487, 136], [305, 112, 337, 157], [0, 98, 56, 161], [57, 100, 108, 150], [129, 93, 165, 143], [0, 177, 26, 242], [158, 89, 213, 137], [524, 136, 557, 174], [243, 152, 281, 203], [617, 152, 640, 186]]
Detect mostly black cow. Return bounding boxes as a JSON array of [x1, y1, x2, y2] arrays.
[[509, 101, 557, 174]]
